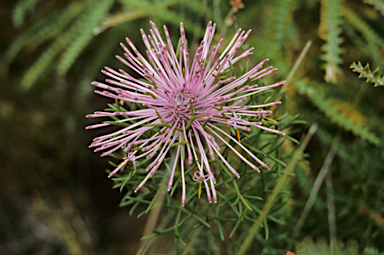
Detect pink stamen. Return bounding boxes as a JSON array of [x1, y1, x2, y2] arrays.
[[87, 21, 284, 204]]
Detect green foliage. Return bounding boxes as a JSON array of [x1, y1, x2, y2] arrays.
[[350, 62, 384, 87], [295, 237, 384, 255], [1, 1, 89, 76], [4, 0, 206, 90], [12, 0, 42, 28], [21, 0, 114, 88], [294, 79, 380, 145], [57, 0, 114, 76], [295, 238, 359, 255], [251, 0, 298, 72], [106, 74, 298, 253], [363, 0, 384, 16], [341, 6, 384, 65], [4, 0, 384, 254], [364, 247, 384, 255], [319, 0, 343, 83]]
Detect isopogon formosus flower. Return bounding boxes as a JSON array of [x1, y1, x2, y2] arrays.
[[87, 21, 285, 205]]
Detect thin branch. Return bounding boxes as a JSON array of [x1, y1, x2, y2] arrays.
[[146, 209, 177, 255], [181, 226, 204, 255], [283, 40, 313, 92], [326, 171, 337, 254], [237, 123, 318, 255], [271, 40, 312, 111], [292, 129, 342, 241], [136, 166, 170, 255]]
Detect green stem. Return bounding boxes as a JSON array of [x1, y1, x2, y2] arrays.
[[135, 157, 172, 255], [291, 129, 341, 243], [237, 123, 318, 255]]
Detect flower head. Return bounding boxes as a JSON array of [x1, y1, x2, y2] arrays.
[[87, 21, 285, 205]]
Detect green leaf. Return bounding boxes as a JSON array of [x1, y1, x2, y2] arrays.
[[12, 0, 42, 28], [295, 79, 380, 145], [20, 0, 110, 89], [363, 0, 384, 16], [229, 219, 242, 238], [319, 0, 343, 83], [57, 0, 114, 75], [342, 6, 384, 60], [350, 62, 384, 87]]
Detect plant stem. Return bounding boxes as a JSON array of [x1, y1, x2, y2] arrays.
[[136, 169, 170, 255], [292, 129, 341, 242], [271, 40, 312, 112], [237, 123, 318, 255], [326, 171, 337, 254]]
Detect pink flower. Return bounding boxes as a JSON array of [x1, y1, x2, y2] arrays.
[[87, 21, 284, 205]]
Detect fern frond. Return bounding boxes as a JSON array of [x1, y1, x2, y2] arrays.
[[363, 0, 384, 16], [20, 40, 64, 89], [1, 1, 89, 76], [119, 0, 151, 9], [350, 62, 384, 87], [178, 0, 212, 18], [341, 6, 384, 60], [319, 0, 343, 83], [273, 0, 297, 48], [75, 24, 130, 107], [342, 24, 373, 58], [252, 0, 297, 71], [0, 37, 24, 76], [286, 15, 300, 48], [296, 237, 359, 255], [57, 0, 114, 76], [82, 25, 128, 82], [99, 0, 199, 35], [94, 0, 181, 35], [305, 0, 317, 8], [28, 1, 90, 46], [237, 1, 263, 30], [94, 11, 147, 35], [342, 5, 384, 46], [152, 8, 199, 31], [12, 0, 42, 28], [21, 0, 113, 89], [295, 79, 380, 145]]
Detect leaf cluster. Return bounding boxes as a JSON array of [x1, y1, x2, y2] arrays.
[[350, 62, 384, 87], [102, 75, 300, 253]]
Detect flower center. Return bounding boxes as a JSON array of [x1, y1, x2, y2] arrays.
[[168, 90, 208, 126], [172, 91, 195, 119], [175, 92, 191, 108]]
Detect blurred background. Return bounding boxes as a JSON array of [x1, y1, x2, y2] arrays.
[[1, 0, 384, 254]]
